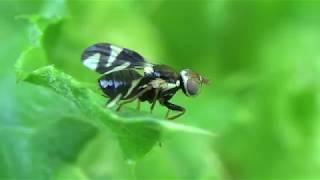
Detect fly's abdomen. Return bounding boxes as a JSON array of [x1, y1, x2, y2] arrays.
[[98, 70, 142, 101]]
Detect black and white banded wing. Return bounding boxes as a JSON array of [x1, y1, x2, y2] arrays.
[[81, 43, 147, 74]]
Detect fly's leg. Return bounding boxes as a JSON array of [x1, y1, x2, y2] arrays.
[[150, 88, 160, 114], [106, 94, 122, 108], [116, 86, 152, 112], [166, 103, 185, 120], [165, 109, 170, 118], [160, 100, 186, 120], [136, 99, 141, 111], [103, 94, 109, 106]]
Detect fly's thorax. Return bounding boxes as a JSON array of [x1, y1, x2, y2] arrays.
[[143, 64, 181, 91], [152, 65, 179, 79]]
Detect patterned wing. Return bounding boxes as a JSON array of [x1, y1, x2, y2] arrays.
[[81, 43, 148, 74]]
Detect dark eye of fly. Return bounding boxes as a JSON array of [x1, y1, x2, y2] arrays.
[[186, 79, 199, 96]]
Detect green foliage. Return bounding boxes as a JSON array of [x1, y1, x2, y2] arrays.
[[3, 1, 214, 179], [20, 65, 213, 160], [1, 0, 320, 179]]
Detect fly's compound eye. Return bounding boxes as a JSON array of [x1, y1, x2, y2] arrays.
[[180, 69, 205, 97], [186, 79, 200, 96]]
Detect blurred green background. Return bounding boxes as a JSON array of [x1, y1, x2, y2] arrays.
[[1, 0, 320, 179]]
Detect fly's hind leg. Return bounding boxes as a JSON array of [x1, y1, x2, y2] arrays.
[[106, 94, 122, 108], [136, 99, 141, 111], [116, 86, 152, 112], [161, 100, 186, 120], [150, 88, 160, 114]]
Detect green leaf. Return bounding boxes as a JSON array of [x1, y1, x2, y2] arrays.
[[20, 65, 214, 160], [0, 117, 98, 179], [29, 117, 98, 178]]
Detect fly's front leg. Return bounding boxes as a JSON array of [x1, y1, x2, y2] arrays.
[[160, 100, 186, 120]]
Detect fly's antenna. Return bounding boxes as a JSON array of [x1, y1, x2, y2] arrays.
[[201, 76, 210, 85]]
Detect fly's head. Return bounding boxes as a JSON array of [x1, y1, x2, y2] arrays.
[[180, 69, 209, 97]]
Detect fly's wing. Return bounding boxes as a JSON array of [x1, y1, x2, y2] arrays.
[[81, 43, 148, 74]]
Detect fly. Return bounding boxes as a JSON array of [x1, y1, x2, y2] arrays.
[[81, 43, 209, 120]]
